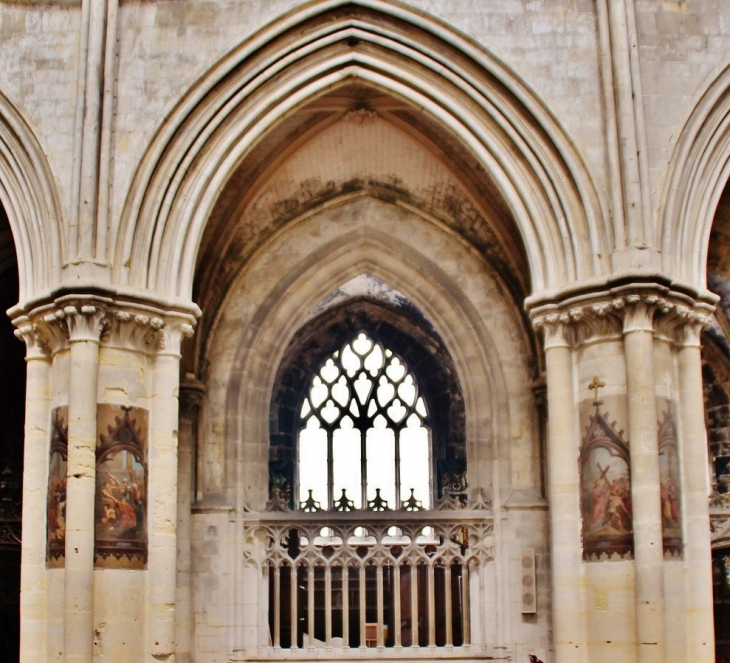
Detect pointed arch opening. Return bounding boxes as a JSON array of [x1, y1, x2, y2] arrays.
[[118, 0, 608, 308]]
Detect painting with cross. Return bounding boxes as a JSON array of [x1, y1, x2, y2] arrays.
[[578, 376, 634, 561]]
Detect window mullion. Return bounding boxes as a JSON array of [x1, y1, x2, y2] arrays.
[[327, 428, 333, 510], [395, 428, 401, 510], [360, 422, 367, 509]]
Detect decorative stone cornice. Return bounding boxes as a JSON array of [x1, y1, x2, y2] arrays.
[[530, 284, 713, 347], [13, 294, 198, 357]]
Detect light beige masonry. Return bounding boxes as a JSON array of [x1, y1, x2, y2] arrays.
[[0, 1, 726, 662]]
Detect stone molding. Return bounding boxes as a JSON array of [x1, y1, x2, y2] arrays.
[[12, 295, 196, 357], [179, 377, 205, 417], [531, 285, 712, 348]]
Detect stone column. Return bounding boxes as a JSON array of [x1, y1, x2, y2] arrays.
[[61, 300, 109, 663], [535, 314, 587, 663], [676, 312, 714, 662], [148, 317, 194, 659], [15, 322, 51, 663], [622, 294, 666, 663], [177, 377, 204, 663]]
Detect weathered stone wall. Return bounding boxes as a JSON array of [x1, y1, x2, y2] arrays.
[[0, 0, 724, 250]]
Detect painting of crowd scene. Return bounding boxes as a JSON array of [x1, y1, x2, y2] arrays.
[[658, 408, 682, 557], [579, 407, 634, 561], [47, 407, 68, 566], [94, 405, 148, 569]]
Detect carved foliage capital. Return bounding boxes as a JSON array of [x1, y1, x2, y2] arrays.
[[531, 290, 712, 348], [105, 310, 165, 352], [13, 320, 51, 358], [532, 298, 624, 347], [157, 319, 195, 355], [60, 304, 109, 343]]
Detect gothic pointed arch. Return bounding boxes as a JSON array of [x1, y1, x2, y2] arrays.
[[116, 0, 608, 303], [660, 62, 730, 290], [0, 89, 64, 302]]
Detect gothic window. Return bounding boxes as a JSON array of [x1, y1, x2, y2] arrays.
[[247, 319, 492, 656], [297, 332, 431, 512]]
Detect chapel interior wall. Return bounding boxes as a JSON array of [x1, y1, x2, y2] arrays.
[[187, 194, 547, 659]]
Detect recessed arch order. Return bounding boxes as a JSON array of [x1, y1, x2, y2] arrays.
[[116, 0, 609, 304], [660, 61, 730, 290], [0, 89, 64, 303]]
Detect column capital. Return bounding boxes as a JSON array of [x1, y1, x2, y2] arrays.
[[156, 316, 195, 357], [12, 316, 51, 359], [14, 293, 198, 356], [529, 283, 713, 347]]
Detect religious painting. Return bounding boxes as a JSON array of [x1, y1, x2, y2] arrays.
[[658, 408, 682, 557], [579, 401, 633, 561], [47, 407, 68, 566], [94, 404, 148, 569]]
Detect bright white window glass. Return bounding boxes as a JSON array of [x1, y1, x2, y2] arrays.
[[400, 413, 430, 508], [333, 416, 362, 508], [298, 417, 328, 506], [297, 332, 432, 511], [366, 415, 396, 507]]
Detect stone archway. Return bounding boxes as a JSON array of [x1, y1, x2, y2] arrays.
[[116, 0, 609, 303]]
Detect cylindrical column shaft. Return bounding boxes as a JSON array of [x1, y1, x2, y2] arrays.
[[64, 306, 104, 663], [677, 326, 714, 662], [427, 564, 435, 647], [325, 566, 332, 645], [17, 330, 51, 663], [148, 342, 183, 656], [291, 566, 298, 648], [411, 565, 419, 648], [462, 564, 471, 646], [376, 565, 384, 647], [394, 564, 402, 647], [273, 566, 281, 648], [359, 566, 366, 648], [624, 312, 666, 663], [445, 564, 453, 646], [308, 566, 315, 646], [342, 566, 349, 647], [177, 383, 201, 660], [543, 323, 587, 662]]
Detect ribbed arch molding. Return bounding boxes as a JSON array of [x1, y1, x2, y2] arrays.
[[0, 90, 64, 303], [116, 0, 609, 302], [660, 62, 730, 290]]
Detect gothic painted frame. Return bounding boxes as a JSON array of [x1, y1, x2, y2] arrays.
[[579, 405, 634, 561], [94, 404, 148, 569], [658, 407, 683, 557], [47, 406, 68, 566]]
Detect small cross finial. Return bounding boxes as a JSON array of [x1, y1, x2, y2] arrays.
[[588, 375, 605, 407]]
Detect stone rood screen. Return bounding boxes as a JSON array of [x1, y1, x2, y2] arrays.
[[244, 331, 497, 657]]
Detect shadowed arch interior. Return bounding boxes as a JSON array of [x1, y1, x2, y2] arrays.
[[120, 0, 607, 303]]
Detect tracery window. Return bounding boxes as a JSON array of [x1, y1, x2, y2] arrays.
[[242, 325, 495, 657], [297, 332, 431, 512]]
